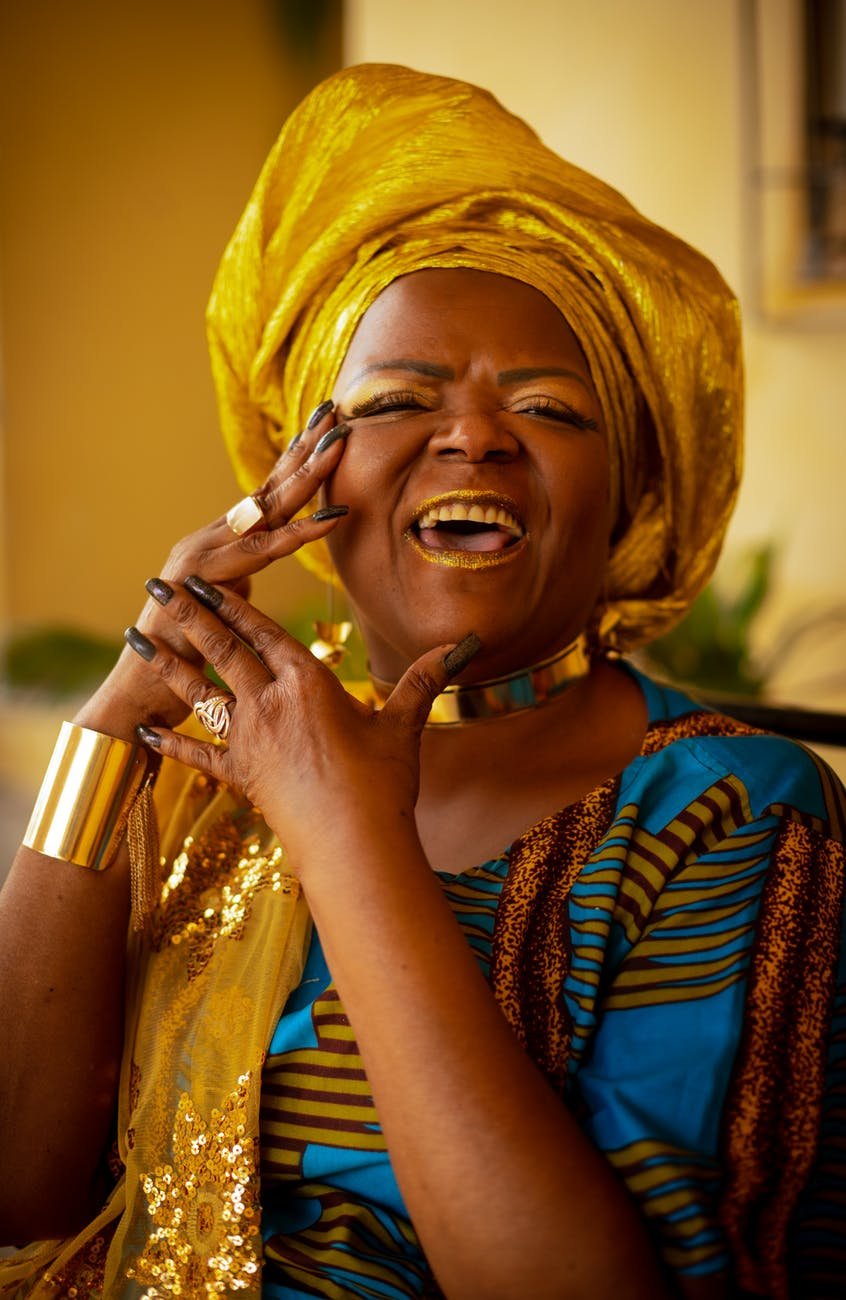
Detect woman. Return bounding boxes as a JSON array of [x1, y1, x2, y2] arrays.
[[1, 65, 843, 1300]]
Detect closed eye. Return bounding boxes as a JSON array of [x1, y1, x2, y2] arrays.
[[348, 390, 431, 417], [512, 396, 599, 432]]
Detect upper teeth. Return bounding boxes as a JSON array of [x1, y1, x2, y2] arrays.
[[416, 502, 522, 536]]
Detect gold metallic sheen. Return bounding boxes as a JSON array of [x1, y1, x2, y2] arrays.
[[23, 721, 150, 870], [207, 64, 743, 653], [193, 693, 235, 741], [411, 488, 523, 524], [225, 494, 265, 536], [309, 619, 354, 668], [404, 529, 525, 570], [369, 634, 591, 725]]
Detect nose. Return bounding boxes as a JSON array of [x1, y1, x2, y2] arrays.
[[428, 411, 519, 463]]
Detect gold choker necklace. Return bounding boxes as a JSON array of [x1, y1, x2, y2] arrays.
[[368, 634, 592, 726]]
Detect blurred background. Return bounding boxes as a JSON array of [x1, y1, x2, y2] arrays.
[[1, 0, 845, 858]]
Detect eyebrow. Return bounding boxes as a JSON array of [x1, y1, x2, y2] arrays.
[[497, 366, 592, 392], [345, 360, 455, 386], [343, 360, 593, 392]]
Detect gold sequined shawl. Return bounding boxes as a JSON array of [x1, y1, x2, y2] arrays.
[[207, 63, 743, 651], [0, 761, 310, 1300]]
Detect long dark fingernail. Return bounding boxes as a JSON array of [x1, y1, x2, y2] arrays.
[[307, 399, 334, 430], [443, 633, 482, 677], [315, 422, 351, 455], [312, 505, 349, 522], [145, 577, 173, 605], [136, 724, 162, 748], [184, 574, 224, 610], [124, 626, 156, 662], [287, 432, 304, 455]]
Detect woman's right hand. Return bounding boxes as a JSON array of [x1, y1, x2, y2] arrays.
[[75, 401, 349, 740]]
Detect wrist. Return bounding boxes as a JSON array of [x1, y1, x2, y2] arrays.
[[279, 799, 424, 889], [75, 649, 189, 741]]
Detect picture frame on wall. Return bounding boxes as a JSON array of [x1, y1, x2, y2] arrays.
[[741, 0, 846, 326]]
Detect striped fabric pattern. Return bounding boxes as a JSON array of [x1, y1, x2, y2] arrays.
[[259, 670, 846, 1298]]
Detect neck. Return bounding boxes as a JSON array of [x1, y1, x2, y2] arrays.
[[369, 634, 592, 726]]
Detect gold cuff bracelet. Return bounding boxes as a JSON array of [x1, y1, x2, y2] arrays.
[[23, 722, 153, 872]]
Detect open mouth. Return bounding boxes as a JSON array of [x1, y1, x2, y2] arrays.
[[409, 493, 525, 555]]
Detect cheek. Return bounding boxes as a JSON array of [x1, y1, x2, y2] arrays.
[[547, 447, 612, 541], [323, 431, 397, 508], [324, 441, 390, 579]]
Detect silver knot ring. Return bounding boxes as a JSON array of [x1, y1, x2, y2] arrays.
[[193, 693, 235, 741]]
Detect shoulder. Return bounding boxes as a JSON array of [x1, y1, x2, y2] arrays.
[[624, 667, 845, 840]]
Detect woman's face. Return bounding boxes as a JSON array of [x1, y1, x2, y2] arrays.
[[328, 268, 612, 682]]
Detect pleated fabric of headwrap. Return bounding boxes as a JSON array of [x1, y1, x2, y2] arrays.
[[206, 63, 743, 651]]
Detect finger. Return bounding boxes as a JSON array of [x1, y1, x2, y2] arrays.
[[200, 502, 351, 576], [123, 625, 240, 715], [225, 494, 266, 538], [381, 634, 483, 733], [283, 397, 335, 459], [162, 493, 349, 591], [256, 421, 351, 526], [136, 723, 224, 781], [246, 399, 337, 521], [179, 574, 325, 680], [143, 579, 273, 695]]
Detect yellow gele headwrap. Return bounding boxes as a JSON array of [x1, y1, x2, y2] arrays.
[[206, 63, 742, 651]]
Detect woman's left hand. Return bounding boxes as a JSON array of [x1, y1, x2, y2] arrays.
[[129, 577, 475, 871]]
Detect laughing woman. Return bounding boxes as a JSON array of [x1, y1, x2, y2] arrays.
[[1, 65, 844, 1300]]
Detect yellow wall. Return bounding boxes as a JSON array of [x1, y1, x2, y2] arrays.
[[0, 0, 339, 641], [345, 0, 846, 708], [2, 1, 843, 710]]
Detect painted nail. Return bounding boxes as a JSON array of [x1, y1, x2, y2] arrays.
[[443, 633, 482, 677], [136, 724, 162, 748], [184, 574, 224, 610], [312, 505, 349, 522], [145, 577, 173, 605], [124, 626, 156, 661], [307, 399, 334, 430], [287, 432, 304, 454], [315, 422, 351, 455]]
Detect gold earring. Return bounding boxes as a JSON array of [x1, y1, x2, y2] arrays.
[[309, 578, 353, 669], [309, 619, 353, 668], [594, 604, 623, 660]]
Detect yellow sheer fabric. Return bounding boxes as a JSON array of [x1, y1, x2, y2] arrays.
[[207, 63, 743, 650], [0, 761, 310, 1299]]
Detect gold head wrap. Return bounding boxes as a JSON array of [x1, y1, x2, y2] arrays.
[[207, 63, 743, 650]]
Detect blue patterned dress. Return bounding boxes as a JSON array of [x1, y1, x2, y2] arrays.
[[259, 670, 846, 1299]]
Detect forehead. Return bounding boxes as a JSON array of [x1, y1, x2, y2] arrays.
[[335, 268, 592, 383]]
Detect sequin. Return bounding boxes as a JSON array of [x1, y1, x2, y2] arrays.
[[127, 1074, 261, 1296], [150, 813, 297, 980], [40, 1234, 109, 1297]]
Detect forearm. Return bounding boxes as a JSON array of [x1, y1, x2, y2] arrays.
[[0, 688, 142, 1242], [295, 805, 670, 1300]]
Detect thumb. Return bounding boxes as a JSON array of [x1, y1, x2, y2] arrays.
[[382, 633, 482, 733]]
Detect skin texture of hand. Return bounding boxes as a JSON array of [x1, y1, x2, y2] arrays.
[[128, 588, 679, 1300], [132, 579, 473, 870], [76, 404, 347, 742], [0, 403, 353, 1242]]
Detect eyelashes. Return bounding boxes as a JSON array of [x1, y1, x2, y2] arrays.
[[348, 390, 427, 417], [346, 389, 600, 432], [514, 397, 600, 432]]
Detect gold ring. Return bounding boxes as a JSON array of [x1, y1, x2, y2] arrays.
[[225, 495, 265, 536], [193, 694, 235, 740]]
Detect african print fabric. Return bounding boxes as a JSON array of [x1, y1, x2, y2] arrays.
[[2, 670, 843, 1300], [259, 669, 846, 1299]]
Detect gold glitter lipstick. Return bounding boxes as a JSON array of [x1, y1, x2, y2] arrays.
[[405, 488, 527, 569]]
